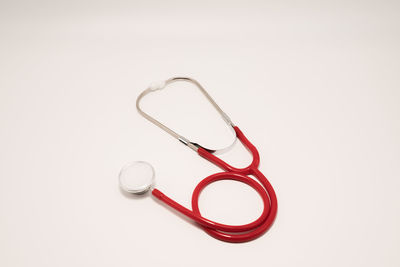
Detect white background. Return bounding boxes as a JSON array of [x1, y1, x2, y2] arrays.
[[1, 1, 399, 266]]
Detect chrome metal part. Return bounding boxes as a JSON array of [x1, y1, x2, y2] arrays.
[[136, 77, 237, 154]]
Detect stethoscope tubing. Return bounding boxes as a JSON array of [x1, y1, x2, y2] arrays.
[[152, 126, 278, 243]]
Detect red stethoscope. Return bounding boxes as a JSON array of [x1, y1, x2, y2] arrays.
[[119, 77, 277, 243]]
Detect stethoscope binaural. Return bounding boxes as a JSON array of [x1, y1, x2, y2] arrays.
[[119, 77, 277, 243]]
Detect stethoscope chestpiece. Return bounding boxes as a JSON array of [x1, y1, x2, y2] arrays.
[[119, 161, 155, 194]]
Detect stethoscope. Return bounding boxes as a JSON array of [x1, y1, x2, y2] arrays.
[[119, 77, 277, 243]]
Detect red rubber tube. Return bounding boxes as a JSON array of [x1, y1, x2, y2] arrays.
[[152, 126, 278, 243]]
